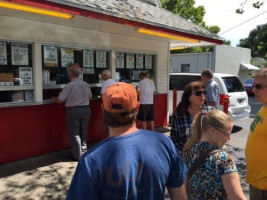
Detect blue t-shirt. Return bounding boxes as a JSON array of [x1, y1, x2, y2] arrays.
[[205, 80, 220, 108], [66, 130, 187, 200]]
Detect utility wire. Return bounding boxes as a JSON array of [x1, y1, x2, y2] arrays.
[[219, 10, 267, 35]]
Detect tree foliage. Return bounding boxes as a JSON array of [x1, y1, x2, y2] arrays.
[[236, 0, 265, 14], [238, 23, 267, 59], [161, 0, 223, 53], [161, 0, 206, 26]]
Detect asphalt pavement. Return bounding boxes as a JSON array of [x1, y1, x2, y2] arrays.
[[0, 96, 261, 200]]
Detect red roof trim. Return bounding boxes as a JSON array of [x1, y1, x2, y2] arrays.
[[9, 0, 223, 45]]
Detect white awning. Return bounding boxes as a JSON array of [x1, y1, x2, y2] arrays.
[[240, 63, 260, 70]]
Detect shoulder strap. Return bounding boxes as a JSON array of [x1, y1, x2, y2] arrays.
[[187, 148, 222, 182]]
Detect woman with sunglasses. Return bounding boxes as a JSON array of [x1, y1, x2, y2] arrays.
[[170, 81, 214, 156], [183, 110, 246, 200]]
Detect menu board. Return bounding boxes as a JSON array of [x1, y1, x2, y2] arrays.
[[96, 50, 106, 68], [126, 53, 135, 69], [83, 49, 94, 68], [116, 52, 125, 69], [145, 55, 152, 69], [61, 48, 74, 67], [11, 43, 29, 65], [0, 73, 13, 86], [0, 42, 7, 65], [136, 54, 144, 69], [19, 67, 32, 85], [43, 46, 58, 67]]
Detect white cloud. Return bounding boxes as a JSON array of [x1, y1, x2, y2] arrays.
[[194, 0, 267, 46]]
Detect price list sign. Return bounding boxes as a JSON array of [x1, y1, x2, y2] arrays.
[[19, 67, 32, 85], [0, 42, 7, 65], [11, 43, 29, 65], [43, 46, 58, 67]]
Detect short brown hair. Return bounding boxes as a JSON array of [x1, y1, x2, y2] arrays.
[[68, 63, 81, 77], [254, 68, 267, 79], [104, 109, 136, 127], [201, 69, 213, 79]]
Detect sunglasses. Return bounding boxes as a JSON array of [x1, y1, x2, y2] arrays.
[[253, 84, 267, 90], [192, 91, 207, 96]]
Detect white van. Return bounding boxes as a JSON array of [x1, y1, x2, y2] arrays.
[[169, 73, 251, 121]]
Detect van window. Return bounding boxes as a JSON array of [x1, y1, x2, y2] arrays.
[[222, 77, 245, 92], [170, 75, 200, 90]]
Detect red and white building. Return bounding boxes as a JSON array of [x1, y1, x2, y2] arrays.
[[0, 0, 223, 164]]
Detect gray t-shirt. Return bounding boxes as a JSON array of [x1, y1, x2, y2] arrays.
[[58, 78, 92, 107]]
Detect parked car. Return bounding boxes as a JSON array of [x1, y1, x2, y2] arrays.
[[242, 78, 254, 96], [169, 73, 251, 121]]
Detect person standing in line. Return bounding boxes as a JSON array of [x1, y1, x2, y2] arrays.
[[100, 69, 116, 99], [246, 68, 267, 200], [100, 69, 116, 136], [66, 82, 187, 200], [137, 72, 156, 131], [170, 81, 214, 156], [183, 110, 246, 200], [201, 69, 220, 109], [54, 63, 92, 161]]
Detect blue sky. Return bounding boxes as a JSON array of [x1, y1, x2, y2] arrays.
[[194, 0, 267, 46]]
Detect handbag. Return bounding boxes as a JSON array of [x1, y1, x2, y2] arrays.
[[185, 148, 222, 193]]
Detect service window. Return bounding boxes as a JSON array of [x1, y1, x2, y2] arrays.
[[42, 45, 110, 99], [0, 41, 34, 103], [115, 52, 155, 84]]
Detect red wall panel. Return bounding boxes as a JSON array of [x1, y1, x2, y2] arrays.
[[0, 94, 167, 164]]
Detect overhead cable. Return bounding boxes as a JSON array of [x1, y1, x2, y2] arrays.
[[219, 10, 267, 35]]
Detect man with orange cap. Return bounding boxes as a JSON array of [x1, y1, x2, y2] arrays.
[[66, 82, 187, 200]]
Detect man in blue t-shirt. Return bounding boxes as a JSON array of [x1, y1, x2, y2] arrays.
[[66, 82, 187, 200]]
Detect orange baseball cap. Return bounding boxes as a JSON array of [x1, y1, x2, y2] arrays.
[[103, 82, 137, 113]]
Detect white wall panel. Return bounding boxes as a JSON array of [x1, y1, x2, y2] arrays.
[[0, 15, 169, 94]]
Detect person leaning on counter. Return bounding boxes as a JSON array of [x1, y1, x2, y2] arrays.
[[53, 63, 92, 161]]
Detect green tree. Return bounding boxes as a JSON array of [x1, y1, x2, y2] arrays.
[[224, 40, 231, 45], [238, 23, 267, 59], [161, 0, 206, 26], [161, 0, 223, 53]]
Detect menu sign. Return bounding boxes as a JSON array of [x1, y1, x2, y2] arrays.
[[19, 67, 32, 85], [0, 73, 13, 86], [61, 48, 74, 67], [11, 43, 29, 65], [43, 46, 58, 67], [116, 52, 125, 69], [126, 53, 134, 69], [83, 50, 94, 68], [96, 50, 106, 68], [136, 54, 144, 69], [145, 55, 152, 69], [0, 42, 7, 65]]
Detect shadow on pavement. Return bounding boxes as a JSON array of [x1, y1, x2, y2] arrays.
[[0, 142, 98, 178], [0, 149, 75, 200], [227, 145, 249, 197]]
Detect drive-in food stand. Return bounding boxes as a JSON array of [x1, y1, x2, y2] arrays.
[[0, 0, 223, 164]]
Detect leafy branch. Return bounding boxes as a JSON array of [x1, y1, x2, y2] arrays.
[[236, 0, 265, 14]]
